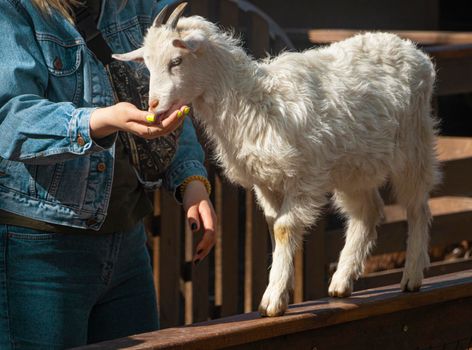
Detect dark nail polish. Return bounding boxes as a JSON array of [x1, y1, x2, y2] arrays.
[[191, 222, 198, 231], [197, 249, 204, 255]]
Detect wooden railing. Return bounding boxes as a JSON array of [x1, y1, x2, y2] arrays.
[[144, 2, 472, 330], [74, 270, 472, 349]]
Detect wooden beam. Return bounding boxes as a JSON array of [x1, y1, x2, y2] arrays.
[[306, 29, 472, 46], [326, 196, 472, 262], [73, 270, 472, 349]]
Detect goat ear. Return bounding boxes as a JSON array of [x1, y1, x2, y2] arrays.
[[172, 31, 206, 52], [112, 48, 145, 62]]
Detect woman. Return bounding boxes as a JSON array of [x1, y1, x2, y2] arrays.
[[0, 0, 216, 348]]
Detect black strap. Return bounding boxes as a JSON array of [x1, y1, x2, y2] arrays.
[[73, 4, 113, 65]]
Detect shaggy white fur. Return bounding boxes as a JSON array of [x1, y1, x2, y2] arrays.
[[114, 7, 440, 317]]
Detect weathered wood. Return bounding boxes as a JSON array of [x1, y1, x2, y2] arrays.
[[293, 249, 304, 303], [427, 45, 472, 95], [355, 257, 472, 291], [187, 223, 210, 324], [430, 136, 472, 197], [303, 218, 329, 300], [73, 270, 472, 350], [225, 298, 472, 350], [307, 29, 472, 45], [214, 176, 240, 317], [246, 9, 271, 58], [157, 190, 183, 328], [244, 191, 269, 312]]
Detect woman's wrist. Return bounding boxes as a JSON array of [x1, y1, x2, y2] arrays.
[[90, 106, 119, 139], [180, 175, 212, 200]]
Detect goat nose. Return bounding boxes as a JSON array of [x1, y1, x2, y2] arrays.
[[149, 99, 159, 112]]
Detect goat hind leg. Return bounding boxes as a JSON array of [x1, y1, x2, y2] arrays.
[[400, 198, 432, 292], [329, 189, 384, 297]]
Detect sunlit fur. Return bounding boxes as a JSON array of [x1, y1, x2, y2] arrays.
[[136, 16, 440, 316]]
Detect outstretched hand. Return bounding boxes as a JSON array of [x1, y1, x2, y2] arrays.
[[90, 102, 189, 139]]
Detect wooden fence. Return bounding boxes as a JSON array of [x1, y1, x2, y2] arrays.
[[143, 0, 472, 329]]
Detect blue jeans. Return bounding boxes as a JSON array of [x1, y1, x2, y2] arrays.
[[0, 222, 159, 349]]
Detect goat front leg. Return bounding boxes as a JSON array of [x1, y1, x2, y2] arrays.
[[258, 195, 321, 317]]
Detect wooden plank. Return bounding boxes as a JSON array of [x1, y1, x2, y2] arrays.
[[183, 218, 210, 325], [158, 190, 183, 328], [303, 218, 329, 299], [434, 136, 472, 196], [73, 270, 472, 350], [307, 29, 472, 45], [437, 136, 472, 162], [427, 47, 472, 96], [326, 196, 472, 262], [293, 248, 304, 303], [219, 0, 240, 28], [225, 298, 472, 350], [150, 191, 161, 309], [246, 10, 270, 58], [244, 190, 269, 312], [188, 0, 210, 18], [214, 175, 240, 317], [355, 257, 472, 291]]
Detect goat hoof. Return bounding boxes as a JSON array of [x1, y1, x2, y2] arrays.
[[401, 267, 423, 292], [400, 276, 422, 292], [328, 276, 353, 298], [258, 287, 288, 317]]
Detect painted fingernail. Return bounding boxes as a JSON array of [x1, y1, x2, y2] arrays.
[[191, 222, 198, 231], [177, 110, 183, 118], [197, 249, 204, 255], [146, 114, 155, 123], [183, 106, 191, 115]]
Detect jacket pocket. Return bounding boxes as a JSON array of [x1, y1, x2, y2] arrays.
[[36, 35, 84, 105]]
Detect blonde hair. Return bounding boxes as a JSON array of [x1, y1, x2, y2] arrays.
[[32, 0, 127, 23], [31, 0, 83, 22]]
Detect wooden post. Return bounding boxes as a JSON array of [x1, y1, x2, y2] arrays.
[[303, 217, 328, 299], [157, 190, 183, 328], [215, 175, 240, 317], [244, 190, 269, 312]]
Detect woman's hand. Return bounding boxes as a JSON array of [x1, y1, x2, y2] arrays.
[[182, 180, 217, 264], [90, 102, 189, 139]]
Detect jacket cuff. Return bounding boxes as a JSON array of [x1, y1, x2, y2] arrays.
[[70, 107, 117, 153], [163, 160, 208, 204]]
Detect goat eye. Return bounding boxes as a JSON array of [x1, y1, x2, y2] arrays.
[[169, 57, 183, 69]]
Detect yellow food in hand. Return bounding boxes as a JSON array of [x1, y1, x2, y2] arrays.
[[146, 114, 156, 123]]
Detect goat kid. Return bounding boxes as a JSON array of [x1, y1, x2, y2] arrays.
[[114, 3, 440, 317]]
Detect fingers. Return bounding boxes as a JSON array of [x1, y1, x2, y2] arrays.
[[191, 200, 217, 265], [186, 203, 200, 232], [133, 105, 190, 138]]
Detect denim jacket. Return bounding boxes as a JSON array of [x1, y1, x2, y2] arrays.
[[0, 0, 207, 230]]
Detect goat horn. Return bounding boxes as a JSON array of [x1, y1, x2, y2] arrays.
[[166, 2, 188, 30], [152, 4, 169, 28]]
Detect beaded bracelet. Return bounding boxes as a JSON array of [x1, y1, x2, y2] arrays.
[[179, 175, 212, 199]]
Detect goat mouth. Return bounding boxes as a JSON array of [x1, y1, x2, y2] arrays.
[[153, 101, 187, 121]]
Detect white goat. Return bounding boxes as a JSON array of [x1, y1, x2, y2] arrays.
[[114, 3, 440, 317]]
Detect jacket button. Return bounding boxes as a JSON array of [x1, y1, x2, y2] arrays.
[[77, 134, 85, 146], [53, 57, 63, 70], [97, 162, 106, 172]]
